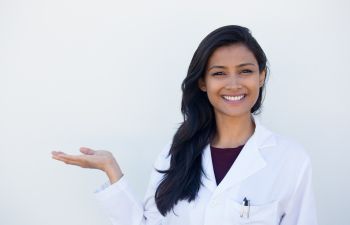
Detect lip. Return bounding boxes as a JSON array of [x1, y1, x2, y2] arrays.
[[221, 94, 246, 104], [222, 93, 246, 97]]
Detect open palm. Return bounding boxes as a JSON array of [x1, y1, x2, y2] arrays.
[[51, 147, 116, 172]]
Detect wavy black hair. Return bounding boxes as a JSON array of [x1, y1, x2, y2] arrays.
[[155, 25, 269, 216]]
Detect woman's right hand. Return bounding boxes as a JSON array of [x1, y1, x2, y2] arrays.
[[51, 147, 123, 184]]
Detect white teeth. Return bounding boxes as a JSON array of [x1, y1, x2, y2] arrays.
[[223, 95, 245, 101]]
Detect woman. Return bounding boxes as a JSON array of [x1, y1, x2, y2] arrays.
[[52, 25, 318, 225]]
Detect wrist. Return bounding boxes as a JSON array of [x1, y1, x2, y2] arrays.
[[104, 162, 123, 184]]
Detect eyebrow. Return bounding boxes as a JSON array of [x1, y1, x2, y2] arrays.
[[208, 63, 256, 71]]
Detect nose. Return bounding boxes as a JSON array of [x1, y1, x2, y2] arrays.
[[225, 74, 242, 90]]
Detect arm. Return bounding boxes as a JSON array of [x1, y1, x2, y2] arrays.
[[52, 144, 169, 225], [280, 157, 318, 225], [93, 142, 171, 225], [52, 148, 162, 225]]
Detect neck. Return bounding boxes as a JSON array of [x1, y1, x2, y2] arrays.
[[211, 113, 255, 148]]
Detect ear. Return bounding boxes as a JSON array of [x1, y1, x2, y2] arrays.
[[259, 69, 266, 88], [198, 77, 207, 92]]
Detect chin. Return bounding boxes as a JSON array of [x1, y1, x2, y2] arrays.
[[217, 110, 252, 118]]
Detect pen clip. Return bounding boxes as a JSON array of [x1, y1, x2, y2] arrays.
[[240, 197, 250, 218]]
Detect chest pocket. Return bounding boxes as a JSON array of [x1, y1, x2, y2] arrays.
[[227, 200, 280, 225]]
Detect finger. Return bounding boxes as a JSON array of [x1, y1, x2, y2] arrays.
[[52, 155, 69, 163], [52, 155, 63, 161], [52, 154, 71, 161], [52, 154, 83, 164], [61, 158, 85, 167], [80, 147, 95, 155], [51, 151, 66, 156], [56, 154, 83, 161], [52, 154, 86, 166]]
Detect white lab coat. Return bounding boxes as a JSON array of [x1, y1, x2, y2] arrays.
[[94, 115, 318, 225]]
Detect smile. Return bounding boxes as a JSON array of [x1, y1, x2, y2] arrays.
[[222, 94, 245, 102]]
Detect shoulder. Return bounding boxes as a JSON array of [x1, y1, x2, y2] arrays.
[[153, 140, 172, 170], [273, 132, 311, 163], [254, 116, 310, 163], [257, 123, 312, 170], [258, 127, 314, 188]]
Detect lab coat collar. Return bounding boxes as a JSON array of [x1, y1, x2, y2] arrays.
[[201, 114, 277, 197]]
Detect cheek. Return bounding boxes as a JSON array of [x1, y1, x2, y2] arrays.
[[247, 78, 261, 93], [205, 81, 221, 94], [248, 83, 262, 104], [205, 84, 221, 102]]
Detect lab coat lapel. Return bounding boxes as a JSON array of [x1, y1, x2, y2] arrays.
[[213, 127, 265, 198], [201, 143, 217, 192], [201, 115, 277, 198]]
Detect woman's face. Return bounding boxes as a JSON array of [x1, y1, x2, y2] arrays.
[[198, 43, 266, 119]]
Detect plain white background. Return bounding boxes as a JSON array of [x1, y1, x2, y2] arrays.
[[1, 0, 349, 224]]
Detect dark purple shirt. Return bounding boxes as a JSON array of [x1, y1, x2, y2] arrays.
[[210, 144, 244, 185]]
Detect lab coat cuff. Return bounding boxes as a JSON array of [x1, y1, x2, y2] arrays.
[[93, 174, 128, 200], [93, 174, 144, 224]]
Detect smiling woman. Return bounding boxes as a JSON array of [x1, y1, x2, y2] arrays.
[[198, 43, 266, 148], [52, 25, 318, 225]]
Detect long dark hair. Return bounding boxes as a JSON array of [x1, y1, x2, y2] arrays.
[[155, 25, 269, 216]]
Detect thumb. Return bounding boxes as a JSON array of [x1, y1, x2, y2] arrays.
[[80, 147, 95, 155]]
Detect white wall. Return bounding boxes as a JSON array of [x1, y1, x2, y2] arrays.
[[1, 0, 349, 224]]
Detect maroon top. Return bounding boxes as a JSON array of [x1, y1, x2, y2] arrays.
[[210, 144, 244, 185]]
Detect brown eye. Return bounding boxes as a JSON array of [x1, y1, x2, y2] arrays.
[[212, 72, 224, 76], [241, 69, 253, 74]]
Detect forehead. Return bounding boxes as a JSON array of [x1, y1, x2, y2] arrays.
[[207, 43, 258, 67]]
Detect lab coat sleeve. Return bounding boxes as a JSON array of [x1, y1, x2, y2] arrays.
[[280, 156, 318, 225], [93, 142, 171, 225]]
